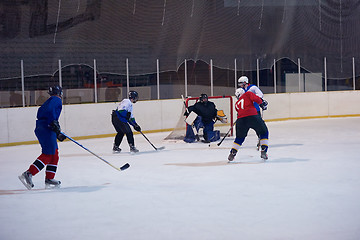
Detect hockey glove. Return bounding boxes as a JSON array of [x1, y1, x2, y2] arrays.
[[49, 120, 61, 135], [126, 112, 131, 120], [259, 99, 268, 111], [134, 124, 141, 132], [216, 110, 228, 123], [57, 133, 66, 142]]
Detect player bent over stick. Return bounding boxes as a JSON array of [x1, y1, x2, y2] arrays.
[[228, 88, 269, 161], [111, 91, 141, 153]]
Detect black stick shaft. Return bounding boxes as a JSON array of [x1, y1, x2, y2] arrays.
[[217, 122, 236, 146], [139, 130, 159, 150]]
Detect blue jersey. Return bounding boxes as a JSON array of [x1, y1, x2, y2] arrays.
[[35, 96, 63, 155], [37, 96, 62, 126]]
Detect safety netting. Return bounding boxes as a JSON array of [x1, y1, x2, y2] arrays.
[[1, 0, 359, 79]]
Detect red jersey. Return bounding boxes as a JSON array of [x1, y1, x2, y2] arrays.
[[235, 91, 263, 118]]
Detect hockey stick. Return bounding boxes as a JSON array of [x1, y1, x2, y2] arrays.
[[139, 130, 165, 151], [181, 95, 200, 141], [61, 132, 130, 171], [217, 122, 236, 146], [128, 118, 165, 151]]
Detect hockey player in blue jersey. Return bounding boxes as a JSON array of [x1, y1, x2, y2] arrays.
[[111, 91, 141, 153], [19, 86, 66, 189], [236, 76, 266, 113]]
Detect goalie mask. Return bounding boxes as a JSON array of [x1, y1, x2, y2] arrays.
[[199, 93, 208, 103], [129, 91, 139, 103], [235, 88, 245, 99]]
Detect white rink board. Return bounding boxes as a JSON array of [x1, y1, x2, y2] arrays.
[[1, 91, 360, 144]]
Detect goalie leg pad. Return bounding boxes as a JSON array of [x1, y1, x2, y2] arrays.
[[184, 125, 196, 143], [207, 130, 220, 142], [193, 116, 203, 131]]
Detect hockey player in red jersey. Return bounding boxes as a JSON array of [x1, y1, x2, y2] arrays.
[[228, 88, 269, 161], [19, 86, 66, 189], [236, 75, 267, 150]]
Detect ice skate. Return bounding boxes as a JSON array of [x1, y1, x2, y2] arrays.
[[195, 134, 200, 141], [228, 148, 237, 162], [130, 144, 139, 153], [18, 171, 34, 190], [260, 146, 268, 160], [261, 150, 268, 160], [113, 144, 121, 153], [45, 179, 61, 188]]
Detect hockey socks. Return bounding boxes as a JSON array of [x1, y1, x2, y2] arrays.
[[28, 149, 59, 179]]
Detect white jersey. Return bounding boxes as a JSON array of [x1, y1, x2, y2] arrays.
[[235, 84, 263, 112], [117, 98, 134, 118], [246, 84, 263, 98]]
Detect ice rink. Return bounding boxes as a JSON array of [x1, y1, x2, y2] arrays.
[[1, 117, 360, 240]]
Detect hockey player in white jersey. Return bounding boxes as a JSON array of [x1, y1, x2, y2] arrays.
[[236, 76, 265, 112], [111, 91, 141, 153]]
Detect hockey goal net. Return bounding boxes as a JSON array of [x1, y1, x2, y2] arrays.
[[165, 95, 234, 140]]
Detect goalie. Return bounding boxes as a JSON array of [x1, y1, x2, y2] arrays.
[[184, 94, 226, 143]]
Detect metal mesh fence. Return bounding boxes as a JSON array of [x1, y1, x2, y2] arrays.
[[1, 0, 359, 107]]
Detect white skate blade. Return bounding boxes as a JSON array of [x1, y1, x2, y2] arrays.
[[228, 160, 265, 164], [18, 175, 32, 190], [45, 183, 61, 189]]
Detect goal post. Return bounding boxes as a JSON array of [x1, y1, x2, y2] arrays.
[[164, 95, 234, 140]]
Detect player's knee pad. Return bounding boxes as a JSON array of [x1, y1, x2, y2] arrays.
[[207, 130, 220, 142], [259, 132, 269, 140], [234, 137, 245, 146]]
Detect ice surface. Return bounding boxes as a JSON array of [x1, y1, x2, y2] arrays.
[[1, 117, 360, 240]]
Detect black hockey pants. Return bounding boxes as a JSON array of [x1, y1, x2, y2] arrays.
[[111, 112, 134, 147], [235, 114, 268, 140]]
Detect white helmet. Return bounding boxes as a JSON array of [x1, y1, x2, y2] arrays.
[[238, 76, 249, 85], [235, 88, 245, 99]]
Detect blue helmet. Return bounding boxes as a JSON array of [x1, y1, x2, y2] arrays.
[[48, 85, 63, 97], [129, 90, 139, 103]]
